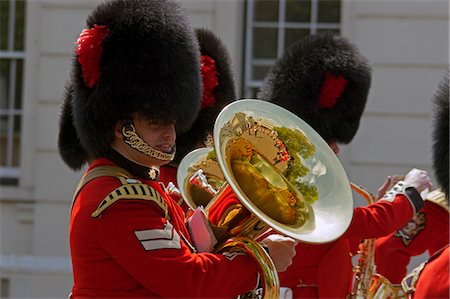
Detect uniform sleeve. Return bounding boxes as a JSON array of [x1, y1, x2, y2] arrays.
[[413, 247, 450, 299], [346, 196, 415, 275], [96, 199, 259, 298], [374, 233, 413, 283], [344, 194, 414, 240], [374, 200, 449, 284], [345, 181, 424, 242]]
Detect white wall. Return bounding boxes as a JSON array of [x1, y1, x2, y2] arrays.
[[1, 1, 101, 298], [182, 0, 245, 95], [341, 0, 448, 272], [341, 0, 448, 193]]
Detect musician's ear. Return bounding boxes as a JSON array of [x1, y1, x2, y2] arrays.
[[114, 120, 126, 139], [327, 140, 340, 155]]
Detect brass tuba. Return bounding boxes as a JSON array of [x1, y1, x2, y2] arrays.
[[178, 99, 355, 298]]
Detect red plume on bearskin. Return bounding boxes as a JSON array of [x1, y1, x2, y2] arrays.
[[170, 28, 236, 166], [76, 25, 109, 88], [200, 54, 219, 109], [318, 71, 348, 108]]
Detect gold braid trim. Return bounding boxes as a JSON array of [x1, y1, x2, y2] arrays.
[[425, 189, 449, 211], [401, 261, 426, 294], [122, 123, 175, 161], [71, 166, 132, 212], [70, 165, 168, 220], [91, 182, 169, 219]]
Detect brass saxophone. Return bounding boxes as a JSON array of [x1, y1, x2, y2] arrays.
[[349, 183, 405, 299]]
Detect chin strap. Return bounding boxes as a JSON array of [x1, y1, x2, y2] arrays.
[[122, 121, 175, 162]]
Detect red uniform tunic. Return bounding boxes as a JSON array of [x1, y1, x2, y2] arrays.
[[159, 165, 177, 188], [159, 165, 190, 212], [374, 190, 449, 284], [278, 193, 420, 298], [70, 158, 258, 298], [412, 246, 449, 299]]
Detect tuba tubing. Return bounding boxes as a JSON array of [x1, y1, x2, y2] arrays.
[[186, 165, 280, 298], [180, 151, 280, 298], [178, 99, 356, 298], [217, 236, 280, 299]]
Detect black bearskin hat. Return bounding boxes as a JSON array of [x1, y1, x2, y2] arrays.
[[171, 28, 236, 166], [58, 0, 201, 170], [257, 32, 372, 144], [431, 72, 449, 198]]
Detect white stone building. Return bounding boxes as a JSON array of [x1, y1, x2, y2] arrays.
[[0, 0, 448, 298]]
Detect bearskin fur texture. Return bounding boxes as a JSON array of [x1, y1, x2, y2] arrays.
[[432, 72, 449, 198], [58, 0, 201, 170], [171, 28, 236, 166], [258, 32, 372, 144]]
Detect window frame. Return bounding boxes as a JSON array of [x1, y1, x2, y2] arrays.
[[243, 0, 341, 98], [0, 0, 26, 183]]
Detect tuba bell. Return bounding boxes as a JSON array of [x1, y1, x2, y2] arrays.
[[177, 99, 355, 298]]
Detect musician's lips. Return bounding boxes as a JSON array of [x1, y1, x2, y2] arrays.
[[155, 144, 174, 153]]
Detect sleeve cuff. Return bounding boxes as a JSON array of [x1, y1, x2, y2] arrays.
[[404, 186, 424, 214], [381, 181, 424, 213]]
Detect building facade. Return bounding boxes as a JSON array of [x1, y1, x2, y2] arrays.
[[0, 0, 448, 298]]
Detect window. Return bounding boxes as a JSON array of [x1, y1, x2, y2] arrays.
[[0, 277, 10, 298], [0, 0, 26, 185], [243, 0, 341, 97]]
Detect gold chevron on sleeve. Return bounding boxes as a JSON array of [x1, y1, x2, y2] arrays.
[[91, 183, 169, 219]]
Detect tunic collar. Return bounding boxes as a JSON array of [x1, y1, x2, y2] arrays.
[[106, 149, 159, 181]]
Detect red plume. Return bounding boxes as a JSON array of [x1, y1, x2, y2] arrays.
[[76, 25, 110, 88], [200, 55, 219, 109], [318, 71, 348, 108]]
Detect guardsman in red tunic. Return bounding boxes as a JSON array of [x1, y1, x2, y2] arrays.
[[376, 73, 449, 299], [159, 28, 237, 212], [374, 189, 448, 293], [57, 1, 296, 297], [257, 33, 432, 298]]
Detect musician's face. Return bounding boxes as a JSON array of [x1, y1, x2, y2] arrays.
[[132, 117, 176, 156], [112, 115, 176, 166]]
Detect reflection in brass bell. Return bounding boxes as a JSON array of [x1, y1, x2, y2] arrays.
[[177, 99, 355, 299], [227, 137, 308, 226], [213, 99, 354, 244]]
